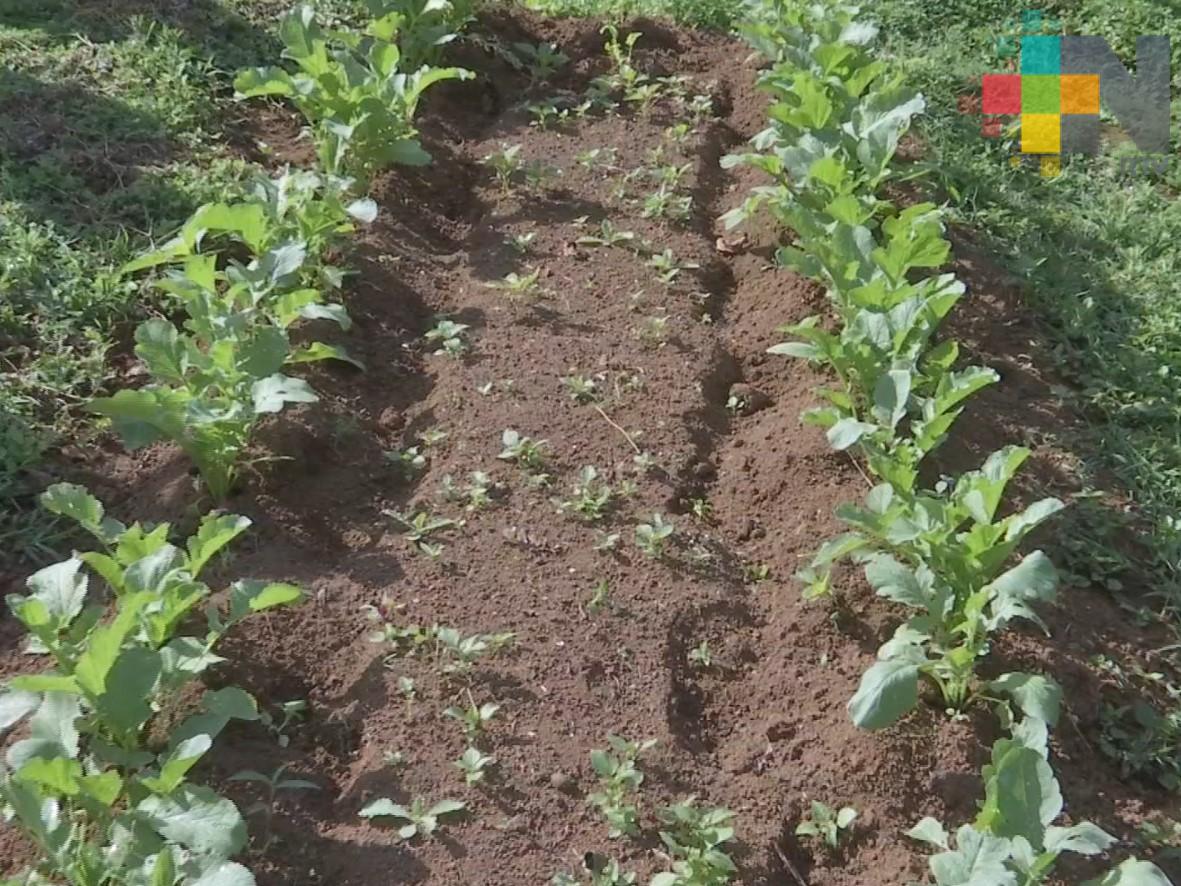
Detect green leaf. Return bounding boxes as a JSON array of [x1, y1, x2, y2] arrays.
[[138, 785, 247, 857], [251, 374, 318, 414], [16, 756, 83, 795], [827, 418, 877, 451], [871, 369, 911, 430], [1083, 859, 1173, 886], [289, 341, 366, 370], [75, 593, 149, 699], [929, 825, 1015, 886], [24, 558, 88, 623], [189, 862, 257, 886], [40, 483, 122, 542], [1043, 821, 1115, 856], [186, 514, 251, 578], [907, 816, 949, 849], [238, 326, 292, 379], [143, 735, 213, 795], [0, 690, 39, 730], [359, 798, 408, 819], [93, 645, 161, 738], [987, 673, 1061, 728], [976, 740, 1061, 848], [847, 658, 919, 730]]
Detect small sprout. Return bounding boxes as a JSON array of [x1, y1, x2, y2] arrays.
[[442, 470, 495, 511], [689, 497, 713, 523], [796, 800, 857, 849], [653, 162, 691, 187], [487, 268, 545, 302], [635, 513, 674, 558], [635, 315, 670, 348], [383, 749, 407, 768], [425, 319, 470, 357], [398, 676, 417, 703], [576, 147, 619, 171], [383, 509, 460, 557], [260, 699, 308, 748], [588, 735, 655, 838], [498, 429, 548, 471], [524, 160, 560, 189], [484, 144, 523, 191], [687, 93, 714, 120], [745, 563, 771, 583], [506, 231, 538, 254], [444, 696, 502, 741], [632, 451, 657, 473], [725, 392, 748, 415], [641, 186, 692, 221], [384, 446, 427, 478], [436, 627, 515, 677], [687, 641, 712, 669], [655, 798, 737, 882], [594, 531, 622, 553], [528, 101, 567, 130], [576, 219, 637, 249], [511, 41, 568, 84], [562, 374, 600, 404], [647, 249, 699, 286], [455, 746, 496, 785], [555, 466, 614, 523], [553, 857, 637, 885], [418, 428, 449, 448], [359, 796, 466, 840], [586, 578, 613, 615], [664, 122, 692, 145]]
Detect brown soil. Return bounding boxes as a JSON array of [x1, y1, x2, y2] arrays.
[[2, 8, 1178, 885]]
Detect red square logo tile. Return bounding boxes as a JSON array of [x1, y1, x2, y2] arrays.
[[982, 74, 1022, 114]]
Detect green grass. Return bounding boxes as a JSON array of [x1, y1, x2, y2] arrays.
[[869, 0, 1181, 620], [0, 0, 277, 558], [519, 0, 737, 30]]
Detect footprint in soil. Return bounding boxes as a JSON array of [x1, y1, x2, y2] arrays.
[[663, 598, 759, 753]]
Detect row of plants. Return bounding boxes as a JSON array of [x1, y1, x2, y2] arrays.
[[722, 0, 1168, 881], [1, 3, 478, 884]]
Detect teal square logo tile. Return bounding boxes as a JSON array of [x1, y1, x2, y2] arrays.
[[1021, 35, 1060, 73], [1022, 75, 1060, 113]]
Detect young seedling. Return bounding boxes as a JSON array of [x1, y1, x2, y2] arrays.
[[555, 466, 614, 523], [576, 220, 637, 249], [745, 563, 771, 583], [523, 160, 560, 190], [586, 578, 613, 615], [384, 749, 408, 768], [553, 857, 637, 886], [689, 497, 713, 523], [398, 676, 417, 704], [635, 315, 670, 349], [594, 531, 622, 553], [653, 799, 737, 885], [498, 429, 549, 472], [425, 319, 470, 357], [418, 428, 448, 449], [653, 162, 692, 187], [588, 735, 655, 838], [484, 144, 523, 191], [230, 764, 319, 853], [384, 509, 459, 558], [796, 801, 857, 849], [441, 471, 496, 511], [576, 147, 619, 172], [686, 93, 713, 120], [444, 695, 502, 741], [435, 626, 515, 677], [384, 445, 427, 479], [664, 122, 692, 145], [487, 268, 544, 302], [455, 746, 496, 786], [359, 797, 466, 840], [528, 101, 567, 130], [260, 699, 308, 748], [647, 249, 699, 285], [642, 186, 692, 221], [688, 641, 712, 669], [635, 513, 675, 558], [511, 41, 569, 84], [562, 374, 600, 404], [506, 231, 538, 254]]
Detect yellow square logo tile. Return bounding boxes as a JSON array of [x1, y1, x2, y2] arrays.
[[1022, 113, 1060, 154], [1061, 74, 1100, 114]]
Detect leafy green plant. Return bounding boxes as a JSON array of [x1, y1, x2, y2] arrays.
[[235, 6, 472, 179], [385, 445, 428, 478], [383, 509, 460, 558], [577, 220, 637, 249], [425, 318, 471, 357], [454, 746, 495, 785], [363, 0, 474, 71], [555, 466, 615, 522], [647, 248, 698, 286], [443, 696, 501, 741], [358, 796, 466, 839], [0, 484, 302, 886], [588, 735, 655, 838], [687, 641, 713, 669], [635, 513, 675, 558], [1099, 698, 1181, 791], [907, 732, 1169, 885], [511, 41, 569, 84], [91, 253, 321, 501], [562, 374, 600, 404], [440, 471, 496, 511], [498, 429, 549, 471], [796, 800, 857, 849], [484, 144, 524, 191], [642, 186, 693, 221], [652, 799, 737, 886], [529, 100, 567, 130], [487, 268, 545, 301]]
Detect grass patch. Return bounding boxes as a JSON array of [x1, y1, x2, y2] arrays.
[[871, 0, 1181, 619]]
